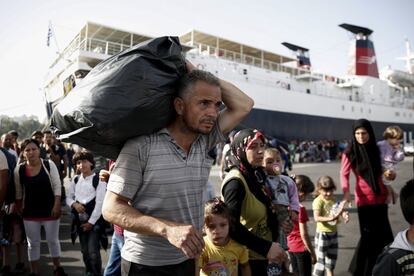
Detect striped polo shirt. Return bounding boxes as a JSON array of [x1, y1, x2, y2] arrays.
[[107, 123, 225, 266]]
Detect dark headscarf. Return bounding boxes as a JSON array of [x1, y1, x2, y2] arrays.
[[347, 119, 382, 194], [227, 129, 279, 238]]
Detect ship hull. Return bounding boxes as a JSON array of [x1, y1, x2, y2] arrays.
[[242, 107, 414, 142]]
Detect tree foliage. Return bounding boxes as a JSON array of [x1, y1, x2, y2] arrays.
[[0, 116, 45, 141]]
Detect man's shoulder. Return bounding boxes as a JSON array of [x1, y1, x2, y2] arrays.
[[126, 130, 166, 144]]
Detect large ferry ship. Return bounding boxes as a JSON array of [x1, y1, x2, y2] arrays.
[[44, 22, 414, 144]]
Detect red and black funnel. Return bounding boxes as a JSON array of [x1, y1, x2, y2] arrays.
[[340, 23, 379, 78]]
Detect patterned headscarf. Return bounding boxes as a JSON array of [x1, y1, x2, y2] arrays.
[[229, 129, 266, 176], [347, 119, 382, 194]]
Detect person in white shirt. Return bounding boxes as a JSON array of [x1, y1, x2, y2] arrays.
[[67, 150, 106, 276]]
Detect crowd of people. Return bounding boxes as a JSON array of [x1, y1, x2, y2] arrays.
[[0, 63, 413, 276]]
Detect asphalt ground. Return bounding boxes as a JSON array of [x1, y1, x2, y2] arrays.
[[5, 156, 414, 275]]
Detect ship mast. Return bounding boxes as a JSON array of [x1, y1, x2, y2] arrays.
[[405, 38, 414, 74]]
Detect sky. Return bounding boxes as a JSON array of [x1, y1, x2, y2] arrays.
[[0, 0, 413, 122]]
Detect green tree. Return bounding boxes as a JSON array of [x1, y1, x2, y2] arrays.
[[0, 116, 45, 141], [19, 119, 45, 140], [0, 116, 19, 136]]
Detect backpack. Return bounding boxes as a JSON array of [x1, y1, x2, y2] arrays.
[[73, 173, 99, 189], [0, 147, 17, 205]]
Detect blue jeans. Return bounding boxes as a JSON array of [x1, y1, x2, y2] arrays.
[[79, 226, 102, 276], [103, 232, 124, 276]]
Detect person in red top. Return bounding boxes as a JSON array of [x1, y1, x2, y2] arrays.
[[340, 118, 394, 276], [287, 175, 316, 276]]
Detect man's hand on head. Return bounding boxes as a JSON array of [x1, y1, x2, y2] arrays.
[[186, 60, 196, 73]]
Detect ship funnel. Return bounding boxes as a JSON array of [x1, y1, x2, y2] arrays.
[[339, 23, 379, 78], [282, 42, 311, 69]]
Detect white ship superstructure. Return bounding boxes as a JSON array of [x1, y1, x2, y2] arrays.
[[44, 22, 414, 142]]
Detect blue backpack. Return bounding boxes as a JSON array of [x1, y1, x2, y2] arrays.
[[0, 147, 17, 205]]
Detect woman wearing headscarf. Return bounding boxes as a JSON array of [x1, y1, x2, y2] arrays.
[[221, 129, 286, 275], [340, 119, 394, 276]]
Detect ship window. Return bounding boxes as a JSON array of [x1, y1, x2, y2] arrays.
[[63, 74, 76, 96], [75, 70, 90, 79], [306, 89, 310, 94], [368, 109, 371, 114], [341, 105, 345, 111], [360, 107, 363, 113], [351, 106, 354, 112], [395, 112, 400, 117]]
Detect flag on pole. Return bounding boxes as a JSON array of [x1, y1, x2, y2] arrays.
[[47, 22, 53, 47]]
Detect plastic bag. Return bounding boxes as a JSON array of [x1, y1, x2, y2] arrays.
[[49, 36, 186, 159]]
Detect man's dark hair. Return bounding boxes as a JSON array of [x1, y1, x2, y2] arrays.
[[43, 130, 52, 135], [400, 179, 414, 224], [31, 130, 43, 137], [176, 70, 220, 99], [7, 130, 18, 138], [72, 150, 95, 170]]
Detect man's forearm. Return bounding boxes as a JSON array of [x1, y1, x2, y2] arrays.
[[218, 79, 254, 133]]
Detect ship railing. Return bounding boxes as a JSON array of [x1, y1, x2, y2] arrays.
[[50, 35, 132, 68], [189, 42, 318, 77], [84, 38, 131, 55]]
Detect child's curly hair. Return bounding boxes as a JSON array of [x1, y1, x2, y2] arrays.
[[383, 125, 403, 140]]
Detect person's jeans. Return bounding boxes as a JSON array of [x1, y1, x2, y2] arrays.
[[103, 232, 124, 276], [79, 226, 102, 276]]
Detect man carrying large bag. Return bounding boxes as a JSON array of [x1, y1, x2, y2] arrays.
[[101, 62, 271, 275]]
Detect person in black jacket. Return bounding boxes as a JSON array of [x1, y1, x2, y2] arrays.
[[373, 179, 414, 276]]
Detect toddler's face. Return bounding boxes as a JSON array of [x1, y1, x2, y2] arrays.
[[263, 152, 283, 175], [387, 138, 401, 149]]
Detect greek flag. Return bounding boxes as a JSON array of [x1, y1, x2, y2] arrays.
[[47, 22, 53, 47]]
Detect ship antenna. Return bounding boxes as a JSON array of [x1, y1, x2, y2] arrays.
[[405, 38, 413, 74]]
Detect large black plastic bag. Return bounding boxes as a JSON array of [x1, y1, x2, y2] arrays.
[[50, 36, 186, 159]]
